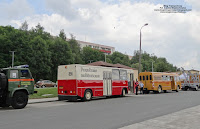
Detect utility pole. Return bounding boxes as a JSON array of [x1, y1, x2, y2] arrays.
[[9, 51, 15, 68]]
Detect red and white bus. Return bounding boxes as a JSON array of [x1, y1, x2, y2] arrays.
[[57, 64, 135, 101]]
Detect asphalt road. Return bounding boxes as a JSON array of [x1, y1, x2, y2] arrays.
[[1, 90, 200, 129]]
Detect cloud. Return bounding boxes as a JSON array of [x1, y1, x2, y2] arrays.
[[11, 13, 71, 35], [185, 0, 200, 11], [0, 0, 34, 26], [44, 0, 78, 20], [5, 0, 200, 70]]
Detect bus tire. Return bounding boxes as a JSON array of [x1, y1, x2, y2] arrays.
[[157, 86, 162, 93], [176, 86, 179, 92], [83, 89, 92, 101], [11, 91, 28, 109], [194, 86, 198, 91], [163, 90, 167, 93], [121, 89, 126, 97]]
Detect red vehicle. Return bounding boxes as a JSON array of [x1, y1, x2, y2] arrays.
[[57, 64, 135, 101]]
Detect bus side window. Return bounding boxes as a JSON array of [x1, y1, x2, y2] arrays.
[[146, 75, 148, 80], [112, 69, 120, 80], [143, 76, 145, 80], [140, 76, 142, 81], [150, 75, 152, 80], [120, 70, 127, 80], [166, 76, 169, 81]]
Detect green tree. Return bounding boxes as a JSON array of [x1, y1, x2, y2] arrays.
[[19, 21, 28, 31], [59, 29, 66, 40], [68, 35, 83, 64], [27, 36, 51, 80], [131, 63, 142, 71], [49, 38, 73, 81], [82, 47, 104, 63], [109, 51, 130, 66]]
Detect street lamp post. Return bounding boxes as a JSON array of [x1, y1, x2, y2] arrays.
[[9, 51, 15, 68], [139, 23, 148, 73], [152, 61, 154, 72]]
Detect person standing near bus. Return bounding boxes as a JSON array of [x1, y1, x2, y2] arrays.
[[139, 81, 144, 94], [135, 80, 139, 95]]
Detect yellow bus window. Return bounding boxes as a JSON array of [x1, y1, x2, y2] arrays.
[[140, 76, 142, 81], [143, 76, 145, 80], [150, 75, 152, 80], [146, 75, 148, 80]]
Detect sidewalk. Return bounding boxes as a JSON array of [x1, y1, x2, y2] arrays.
[[28, 97, 58, 104], [120, 104, 200, 129]]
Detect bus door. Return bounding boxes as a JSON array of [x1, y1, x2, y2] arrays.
[[145, 75, 151, 89], [171, 76, 175, 89], [103, 71, 112, 96], [141, 75, 146, 90], [130, 73, 134, 93]]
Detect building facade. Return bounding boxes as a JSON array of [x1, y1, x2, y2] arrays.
[[70, 39, 115, 55]]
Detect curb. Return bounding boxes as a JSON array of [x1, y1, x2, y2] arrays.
[[28, 97, 58, 104]]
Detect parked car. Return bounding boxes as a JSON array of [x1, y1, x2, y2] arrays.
[[35, 80, 57, 88]]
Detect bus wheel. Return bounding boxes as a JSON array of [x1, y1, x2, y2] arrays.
[[83, 89, 92, 101], [121, 89, 126, 97], [194, 86, 198, 91], [158, 86, 162, 93], [11, 91, 28, 109], [163, 90, 167, 93], [176, 86, 179, 92]]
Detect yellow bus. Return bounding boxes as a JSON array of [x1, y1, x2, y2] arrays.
[[139, 72, 181, 94]]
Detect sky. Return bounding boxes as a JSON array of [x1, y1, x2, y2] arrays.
[[0, 0, 200, 70]]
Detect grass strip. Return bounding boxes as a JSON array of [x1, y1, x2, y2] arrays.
[[29, 87, 58, 99]]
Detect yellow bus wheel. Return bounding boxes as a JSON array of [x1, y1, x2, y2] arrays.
[[176, 86, 179, 92], [158, 86, 162, 93]]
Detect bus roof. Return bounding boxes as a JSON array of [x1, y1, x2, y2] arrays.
[[139, 72, 179, 76]]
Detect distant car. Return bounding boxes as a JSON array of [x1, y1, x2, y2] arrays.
[[35, 80, 57, 88]]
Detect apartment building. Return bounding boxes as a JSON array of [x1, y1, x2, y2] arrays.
[[67, 38, 115, 55]]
